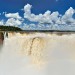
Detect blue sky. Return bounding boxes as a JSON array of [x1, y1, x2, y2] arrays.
[[0, 0, 75, 14], [0, 0, 75, 30]]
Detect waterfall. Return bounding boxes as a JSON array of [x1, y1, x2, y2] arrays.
[[4, 32, 8, 39], [0, 32, 75, 75]]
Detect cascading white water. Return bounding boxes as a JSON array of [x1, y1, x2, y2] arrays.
[[0, 32, 75, 75]]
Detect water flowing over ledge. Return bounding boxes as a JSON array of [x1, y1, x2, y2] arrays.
[[0, 32, 75, 75]]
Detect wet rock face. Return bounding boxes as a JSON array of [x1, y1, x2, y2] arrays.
[[0, 32, 4, 45]]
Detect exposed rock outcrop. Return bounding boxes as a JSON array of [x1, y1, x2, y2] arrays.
[[0, 32, 4, 44]]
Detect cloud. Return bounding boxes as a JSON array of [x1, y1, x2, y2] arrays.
[[0, 20, 4, 25], [0, 3, 75, 30], [23, 4, 75, 26], [61, 7, 75, 24], [24, 4, 60, 24], [22, 23, 37, 30], [5, 12, 24, 26], [24, 4, 52, 23], [5, 18, 23, 26], [5, 12, 22, 20]]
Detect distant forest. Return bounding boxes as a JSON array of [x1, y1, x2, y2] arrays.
[[0, 26, 22, 31], [0, 25, 75, 32]]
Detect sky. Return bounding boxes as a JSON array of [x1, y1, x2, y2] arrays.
[[0, 0, 75, 30]]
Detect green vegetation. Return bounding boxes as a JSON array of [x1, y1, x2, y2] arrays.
[[0, 26, 22, 31]]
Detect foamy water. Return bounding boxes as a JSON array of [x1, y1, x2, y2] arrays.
[[0, 32, 75, 75]]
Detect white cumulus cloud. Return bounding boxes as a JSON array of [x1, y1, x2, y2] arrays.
[[0, 3, 75, 30], [24, 4, 60, 24], [0, 20, 4, 25], [61, 7, 75, 24], [5, 12, 22, 20], [23, 4, 75, 26], [5, 18, 23, 26], [5, 12, 24, 27]]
